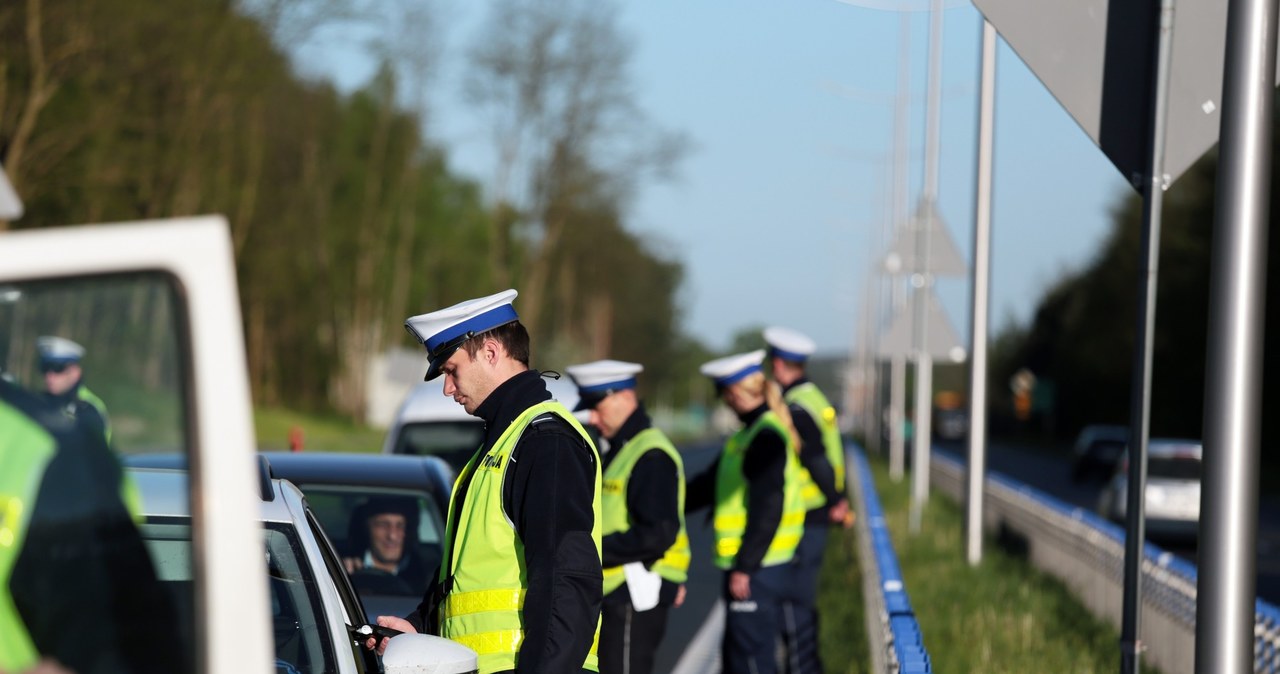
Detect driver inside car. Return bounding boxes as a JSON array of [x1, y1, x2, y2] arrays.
[[342, 496, 429, 594]]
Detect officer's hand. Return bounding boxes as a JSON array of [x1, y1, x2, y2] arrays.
[[674, 584, 687, 608], [367, 616, 416, 655], [343, 556, 364, 574], [17, 658, 75, 674], [829, 499, 853, 529], [728, 571, 751, 600]]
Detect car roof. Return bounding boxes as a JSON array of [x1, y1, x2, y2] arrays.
[[127, 466, 301, 522], [260, 451, 453, 491]]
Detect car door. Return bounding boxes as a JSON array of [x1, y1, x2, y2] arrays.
[[0, 216, 272, 673]]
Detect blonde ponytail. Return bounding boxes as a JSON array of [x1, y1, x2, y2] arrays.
[[737, 371, 802, 450]]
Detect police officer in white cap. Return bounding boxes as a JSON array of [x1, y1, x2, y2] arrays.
[[565, 360, 688, 674], [36, 336, 111, 442], [367, 289, 603, 674], [686, 350, 806, 674], [762, 327, 850, 674]]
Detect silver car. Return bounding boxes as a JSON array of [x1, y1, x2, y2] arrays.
[[1096, 438, 1203, 540], [129, 465, 478, 674]]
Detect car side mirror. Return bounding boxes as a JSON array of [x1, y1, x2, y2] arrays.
[[382, 633, 478, 674]]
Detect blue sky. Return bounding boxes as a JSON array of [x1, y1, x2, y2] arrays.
[[299, 0, 1135, 356]]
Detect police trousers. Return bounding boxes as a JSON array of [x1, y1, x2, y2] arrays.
[[599, 598, 670, 674], [722, 563, 790, 674], [781, 522, 827, 674]]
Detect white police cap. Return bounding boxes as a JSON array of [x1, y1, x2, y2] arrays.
[[37, 336, 86, 364], [405, 289, 520, 381], [699, 349, 766, 388], [763, 326, 816, 363], [565, 359, 643, 411]]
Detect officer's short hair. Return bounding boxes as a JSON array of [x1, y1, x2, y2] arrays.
[[461, 321, 530, 366]]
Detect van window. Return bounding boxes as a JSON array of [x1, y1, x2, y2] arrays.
[[0, 272, 194, 672], [393, 420, 485, 469]]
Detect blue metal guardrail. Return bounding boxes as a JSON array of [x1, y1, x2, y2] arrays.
[[932, 448, 1280, 673], [852, 445, 932, 673]]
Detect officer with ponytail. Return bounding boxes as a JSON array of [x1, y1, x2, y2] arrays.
[[686, 350, 806, 674]]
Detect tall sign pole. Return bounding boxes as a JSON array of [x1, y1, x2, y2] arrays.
[[965, 19, 997, 567], [1119, 0, 1177, 670], [909, 0, 944, 534], [1194, 0, 1277, 666], [888, 12, 912, 482]]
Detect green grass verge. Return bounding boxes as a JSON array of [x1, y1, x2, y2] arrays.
[[818, 524, 871, 673], [253, 407, 386, 453], [866, 457, 1160, 674]]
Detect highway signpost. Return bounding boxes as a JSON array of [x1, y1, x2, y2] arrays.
[[973, 0, 1277, 669]]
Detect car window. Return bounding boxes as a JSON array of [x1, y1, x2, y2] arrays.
[[301, 486, 443, 601], [0, 273, 196, 672], [304, 508, 376, 674], [394, 420, 484, 467], [135, 516, 336, 674], [265, 523, 337, 674]]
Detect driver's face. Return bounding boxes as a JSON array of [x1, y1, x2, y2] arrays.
[[368, 513, 407, 565]]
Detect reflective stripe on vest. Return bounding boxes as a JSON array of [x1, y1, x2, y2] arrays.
[[601, 427, 689, 595], [786, 382, 846, 509], [0, 402, 57, 671], [712, 411, 805, 570], [439, 400, 603, 673]]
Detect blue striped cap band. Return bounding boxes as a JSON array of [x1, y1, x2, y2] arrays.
[[577, 377, 637, 393], [768, 346, 809, 363], [425, 304, 519, 356], [714, 363, 762, 387]]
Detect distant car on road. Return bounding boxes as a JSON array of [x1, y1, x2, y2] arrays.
[[1071, 423, 1130, 483], [382, 374, 582, 470], [1096, 438, 1203, 541]]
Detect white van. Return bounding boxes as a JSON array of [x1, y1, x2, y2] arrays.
[[381, 374, 586, 469]]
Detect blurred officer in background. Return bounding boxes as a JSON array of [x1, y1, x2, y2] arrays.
[[37, 336, 110, 443], [371, 289, 603, 674], [686, 350, 805, 674], [763, 327, 850, 674], [565, 360, 688, 674], [0, 382, 184, 674]]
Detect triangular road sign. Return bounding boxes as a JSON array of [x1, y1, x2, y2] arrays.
[[878, 287, 967, 361], [883, 200, 967, 277]]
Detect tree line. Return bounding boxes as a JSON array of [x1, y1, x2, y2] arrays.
[[1, 0, 712, 421]]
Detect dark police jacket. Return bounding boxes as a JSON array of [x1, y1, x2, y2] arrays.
[[407, 370, 602, 673]]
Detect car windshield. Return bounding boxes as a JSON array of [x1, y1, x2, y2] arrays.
[[302, 486, 444, 601], [137, 518, 335, 674], [394, 420, 484, 468]]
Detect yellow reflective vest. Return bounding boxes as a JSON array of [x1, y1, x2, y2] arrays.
[[786, 382, 847, 510], [600, 427, 689, 595], [438, 400, 602, 673], [713, 411, 806, 570], [0, 402, 57, 672]]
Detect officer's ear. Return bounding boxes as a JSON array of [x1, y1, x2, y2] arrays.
[[479, 336, 504, 366]]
